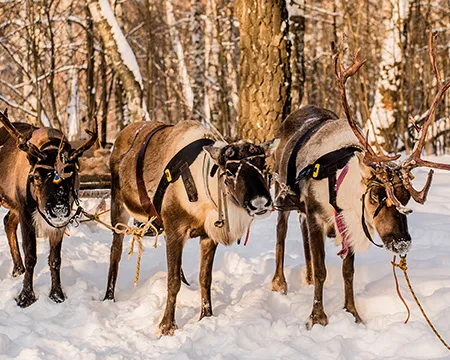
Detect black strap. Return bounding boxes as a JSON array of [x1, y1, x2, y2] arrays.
[[361, 193, 383, 248], [136, 124, 172, 223], [287, 119, 336, 193], [295, 146, 362, 184], [328, 174, 341, 212], [153, 138, 215, 215]]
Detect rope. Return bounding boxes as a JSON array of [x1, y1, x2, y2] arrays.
[[392, 255, 450, 350], [392, 255, 410, 324], [81, 209, 159, 287]]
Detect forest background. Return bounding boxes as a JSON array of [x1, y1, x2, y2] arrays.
[[0, 0, 449, 155]]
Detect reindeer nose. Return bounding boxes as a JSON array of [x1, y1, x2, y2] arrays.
[[384, 234, 412, 255], [247, 196, 272, 217], [48, 203, 70, 219]]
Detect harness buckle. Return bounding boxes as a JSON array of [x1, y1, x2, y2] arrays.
[[312, 163, 320, 178], [165, 169, 172, 182]]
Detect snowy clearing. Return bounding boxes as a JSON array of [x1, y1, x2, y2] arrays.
[[1, 160, 450, 359]]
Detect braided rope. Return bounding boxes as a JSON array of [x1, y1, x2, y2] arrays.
[[81, 210, 159, 287], [392, 255, 450, 350]]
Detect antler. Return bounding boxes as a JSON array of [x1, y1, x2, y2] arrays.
[[400, 32, 450, 204], [0, 109, 46, 160], [68, 116, 98, 161], [332, 38, 400, 165], [55, 136, 73, 179]]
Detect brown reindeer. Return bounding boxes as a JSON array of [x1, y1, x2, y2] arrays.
[[271, 34, 450, 329], [104, 120, 277, 336], [0, 110, 97, 307]]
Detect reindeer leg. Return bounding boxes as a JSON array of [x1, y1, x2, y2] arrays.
[[343, 252, 363, 323], [271, 210, 290, 294], [16, 214, 37, 308], [4, 211, 25, 277], [48, 231, 66, 303], [199, 237, 218, 320], [305, 213, 328, 329], [300, 214, 314, 285], [158, 231, 184, 336], [104, 182, 129, 301]]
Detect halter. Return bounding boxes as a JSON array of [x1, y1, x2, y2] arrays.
[[26, 139, 81, 229], [360, 179, 402, 248], [202, 152, 269, 239]]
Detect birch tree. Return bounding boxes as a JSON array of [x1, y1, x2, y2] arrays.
[[368, 0, 410, 152], [88, 0, 149, 123]]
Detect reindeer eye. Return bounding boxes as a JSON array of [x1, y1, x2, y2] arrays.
[[370, 192, 379, 203], [225, 147, 235, 158]]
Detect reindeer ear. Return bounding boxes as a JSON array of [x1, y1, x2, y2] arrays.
[[203, 141, 226, 162], [355, 152, 374, 178], [260, 138, 280, 157]]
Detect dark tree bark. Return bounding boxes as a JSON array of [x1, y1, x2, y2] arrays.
[[86, 5, 96, 130], [191, 0, 205, 122], [237, 0, 291, 142]]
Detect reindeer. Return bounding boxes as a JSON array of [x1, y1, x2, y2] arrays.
[[104, 120, 277, 336], [0, 110, 97, 307], [271, 34, 450, 329]]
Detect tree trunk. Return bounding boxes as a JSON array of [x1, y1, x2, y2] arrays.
[[290, 0, 306, 107], [165, 0, 193, 112], [88, 0, 149, 123], [368, 0, 410, 152], [190, 0, 205, 122], [237, 0, 291, 143]]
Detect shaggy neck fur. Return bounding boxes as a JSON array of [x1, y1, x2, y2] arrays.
[[202, 154, 251, 246], [331, 156, 374, 253]]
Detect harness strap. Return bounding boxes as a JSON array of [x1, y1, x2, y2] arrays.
[[333, 164, 351, 258], [361, 192, 383, 248], [153, 138, 215, 215], [287, 119, 337, 194], [136, 124, 172, 224]]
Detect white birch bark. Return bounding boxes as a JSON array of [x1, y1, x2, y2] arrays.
[[67, 69, 79, 140], [204, 0, 220, 128], [88, 0, 149, 123], [368, 0, 409, 149], [165, 0, 193, 110]]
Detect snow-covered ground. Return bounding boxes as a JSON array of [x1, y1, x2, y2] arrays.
[[1, 160, 450, 359]]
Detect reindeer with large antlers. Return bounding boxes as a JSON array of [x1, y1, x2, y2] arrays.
[[0, 110, 97, 307], [271, 33, 450, 329]]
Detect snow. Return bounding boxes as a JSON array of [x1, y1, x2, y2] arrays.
[[97, 0, 143, 90], [1, 159, 450, 358]]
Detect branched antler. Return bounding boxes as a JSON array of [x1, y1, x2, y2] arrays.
[[400, 32, 450, 204], [332, 38, 400, 166], [0, 109, 46, 160], [68, 116, 98, 161]]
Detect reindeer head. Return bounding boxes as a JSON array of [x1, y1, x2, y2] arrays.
[[0, 110, 97, 227], [334, 33, 450, 255], [204, 139, 279, 218]]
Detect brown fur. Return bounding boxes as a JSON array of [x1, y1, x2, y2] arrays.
[[0, 123, 90, 308], [105, 120, 275, 336], [272, 105, 411, 329]]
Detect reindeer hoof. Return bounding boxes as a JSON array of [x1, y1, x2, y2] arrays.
[[15, 290, 37, 308], [103, 289, 115, 301], [271, 275, 287, 294], [345, 307, 363, 324], [305, 310, 328, 330], [12, 265, 25, 277], [157, 321, 178, 337], [49, 288, 66, 303], [199, 306, 213, 320]]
